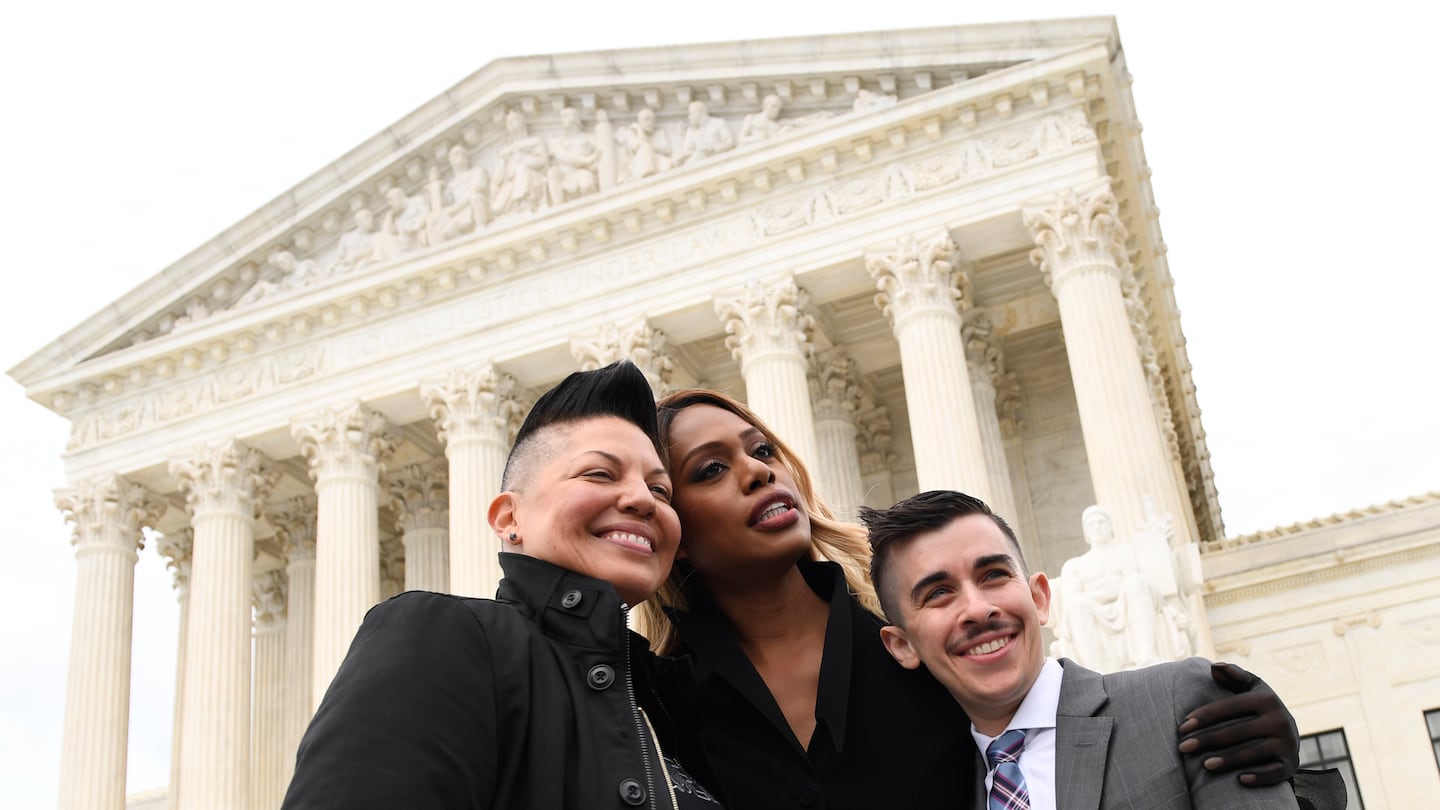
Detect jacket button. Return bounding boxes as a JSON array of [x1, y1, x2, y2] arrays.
[[561, 589, 583, 608], [797, 785, 819, 805], [618, 778, 646, 806], [587, 664, 615, 690]]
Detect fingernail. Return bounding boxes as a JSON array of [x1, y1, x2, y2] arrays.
[[1239, 773, 1257, 785], [1203, 757, 1223, 771], [1177, 738, 1197, 753], [1178, 718, 1197, 734]]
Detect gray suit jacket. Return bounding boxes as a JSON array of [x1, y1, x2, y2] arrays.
[[973, 658, 1299, 810]]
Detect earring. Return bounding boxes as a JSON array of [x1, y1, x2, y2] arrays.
[[508, 532, 518, 543]]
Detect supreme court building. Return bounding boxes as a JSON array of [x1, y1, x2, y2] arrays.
[[11, 17, 1440, 810]]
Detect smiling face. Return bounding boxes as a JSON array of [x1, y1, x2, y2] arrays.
[[877, 514, 1051, 735], [664, 404, 811, 580], [488, 416, 681, 605]]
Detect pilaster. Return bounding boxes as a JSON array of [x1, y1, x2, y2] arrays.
[[808, 348, 866, 521], [715, 277, 819, 466], [268, 498, 316, 785], [154, 529, 192, 810], [389, 462, 450, 593], [421, 365, 524, 597], [250, 569, 287, 810], [53, 475, 164, 810], [292, 402, 393, 709], [962, 314, 1020, 522]]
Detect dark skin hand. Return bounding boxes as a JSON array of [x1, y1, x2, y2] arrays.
[[1178, 662, 1301, 787]]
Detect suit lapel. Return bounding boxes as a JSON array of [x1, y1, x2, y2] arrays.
[[1054, 660, 1112, 810]]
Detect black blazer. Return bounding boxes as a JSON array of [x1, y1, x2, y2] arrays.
[[281, 553, 707, 810]]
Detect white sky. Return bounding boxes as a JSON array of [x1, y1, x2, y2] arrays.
[[3, 1, 1437, 805]]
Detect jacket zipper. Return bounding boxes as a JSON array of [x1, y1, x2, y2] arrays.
[[623, 603, 663, 810]]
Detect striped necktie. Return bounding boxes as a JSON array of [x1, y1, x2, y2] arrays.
[[987, 729, 1031, 810]]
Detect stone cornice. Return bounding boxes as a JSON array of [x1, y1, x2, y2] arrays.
[[1202, 491, 1440, 553], [11, 28, 1115, 402]]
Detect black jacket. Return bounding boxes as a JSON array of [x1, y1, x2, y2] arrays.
[[281, 553, 710, 810], [664, 561, 977, 810]]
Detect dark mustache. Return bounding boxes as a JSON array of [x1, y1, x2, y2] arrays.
[[947, 619, 1023, 654]]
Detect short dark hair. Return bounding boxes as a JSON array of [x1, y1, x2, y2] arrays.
[[500, 361, 660, 491], [859, 490, 1024, 624]]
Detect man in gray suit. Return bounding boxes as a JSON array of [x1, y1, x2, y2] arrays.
[[860, 490, 1300, 809]]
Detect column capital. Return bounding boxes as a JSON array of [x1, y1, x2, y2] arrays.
[[292, 401, 395, 482], [420, 365, 526, 447], [267, 497, 318, 563], [252, 569, 287, 631], [388, 462, 449, 533], [808, 347, 863, 422], [714, 277, 814, 365], [962, 314, 1004, 389], [155, 528, 194, 592], [866, 231, 972, 329], [54, 474, 165, 553], [855, 397, 898, 476], [170, 439, 277, 518], [380, 536, 405, 598], [1022, 179, 1129, 290], [570, 318, 676, 395]]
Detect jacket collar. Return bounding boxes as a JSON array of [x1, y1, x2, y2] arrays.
[[495, 552, 630, 650], [666, 559, 856, 753]]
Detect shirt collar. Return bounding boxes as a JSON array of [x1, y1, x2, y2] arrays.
[[970, 657, 1063, 754], [494, 551, 629, 649]]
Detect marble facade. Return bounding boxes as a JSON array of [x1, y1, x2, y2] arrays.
[[11, 17, 1438, 810]]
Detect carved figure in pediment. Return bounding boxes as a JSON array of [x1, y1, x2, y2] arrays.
[[546, 107, 600, 205], [376, 186, 431, 259], [331, 208, 380, 277], [617, 107, 672, 182], [236, 250, 318, 308], [739, 94, 788, 144], [490, 109, 549, 217], [426, 145, 490, 243], [852, 88, 898, 112], [171, 298, 211, 331], [675, 101, 734, 166]]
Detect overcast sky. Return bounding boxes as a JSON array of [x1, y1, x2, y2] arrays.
[[3, 1, 1437, 805]]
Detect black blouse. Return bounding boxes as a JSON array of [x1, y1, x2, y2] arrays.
[[665, 561, 977, 810]]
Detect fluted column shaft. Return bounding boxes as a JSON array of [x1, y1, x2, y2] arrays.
[[294, 403, 392, 709], [1025, 183, 1192, 554], [390, 462, 450, 593], [170, 442, 273, 810], [964, 319, 1020, 521], [156, 531, 193, 810], [810, 350, 866, 521], [868, 233, 991, 498], [716, 278, 819, 469], [251, 571, 286, 810], [422, 367, 523, 598], [54, 477, 163, 810], [273, 499, 316, 785]]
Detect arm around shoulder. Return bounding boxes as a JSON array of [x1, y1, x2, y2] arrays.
[[281, 592, 500, 810]]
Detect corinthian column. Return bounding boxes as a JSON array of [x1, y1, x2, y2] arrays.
[[1023, 180, 1192, 553], [53, 475, 164, 810], [808, 348, 866, 521], [421, 366, 525, 598], [855, 397, 898, 509], [292, 402, 393, 708], [389, 462, 449, 592], [867, 232, 992, 498], [962, 315, 1019, 522], [571, 318, 677, 395], [715, 277, 819, 468], [154, 530, 192, 810], [169, 441, 274, 810], [269, 498, 316, 786], [250, 569, 287, 810]]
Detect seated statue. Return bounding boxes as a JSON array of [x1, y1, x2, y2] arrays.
[[674, 101, 734, 166], [546, 107, 599, 204], [427, 145, 490, 243], [490, 108, 549, 217], [738, 94, 787, 144], [330, 207, 380, 277], [618, 107, 672, 183], [376, 186, 430, 259], [1051, 505, 1170, 672]]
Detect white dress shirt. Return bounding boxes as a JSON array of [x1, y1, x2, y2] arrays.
[[970, 657, 1063, 810]]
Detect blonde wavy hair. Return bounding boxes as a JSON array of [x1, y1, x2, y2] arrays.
[[634, 388, 882, 655]]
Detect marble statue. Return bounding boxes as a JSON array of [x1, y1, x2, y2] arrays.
[[853, 88, 899, 112], [331, 207, 380, 277], [490, 108, 549, 217], [427, 145, 490, 243], [739, 94, 787, 144], [1051, 505, 1176, 672], [675, 101, 735, 166], [236, 250, 318, 307], [617, 107, 672, 182], [546, 107, 600, 204], [377, 186, 430, 259]]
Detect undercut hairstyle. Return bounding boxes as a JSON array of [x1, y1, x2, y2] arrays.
[[859, 490, 1024, 624], [632, 388, 882, 654], [499, 361, 661, 492]]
